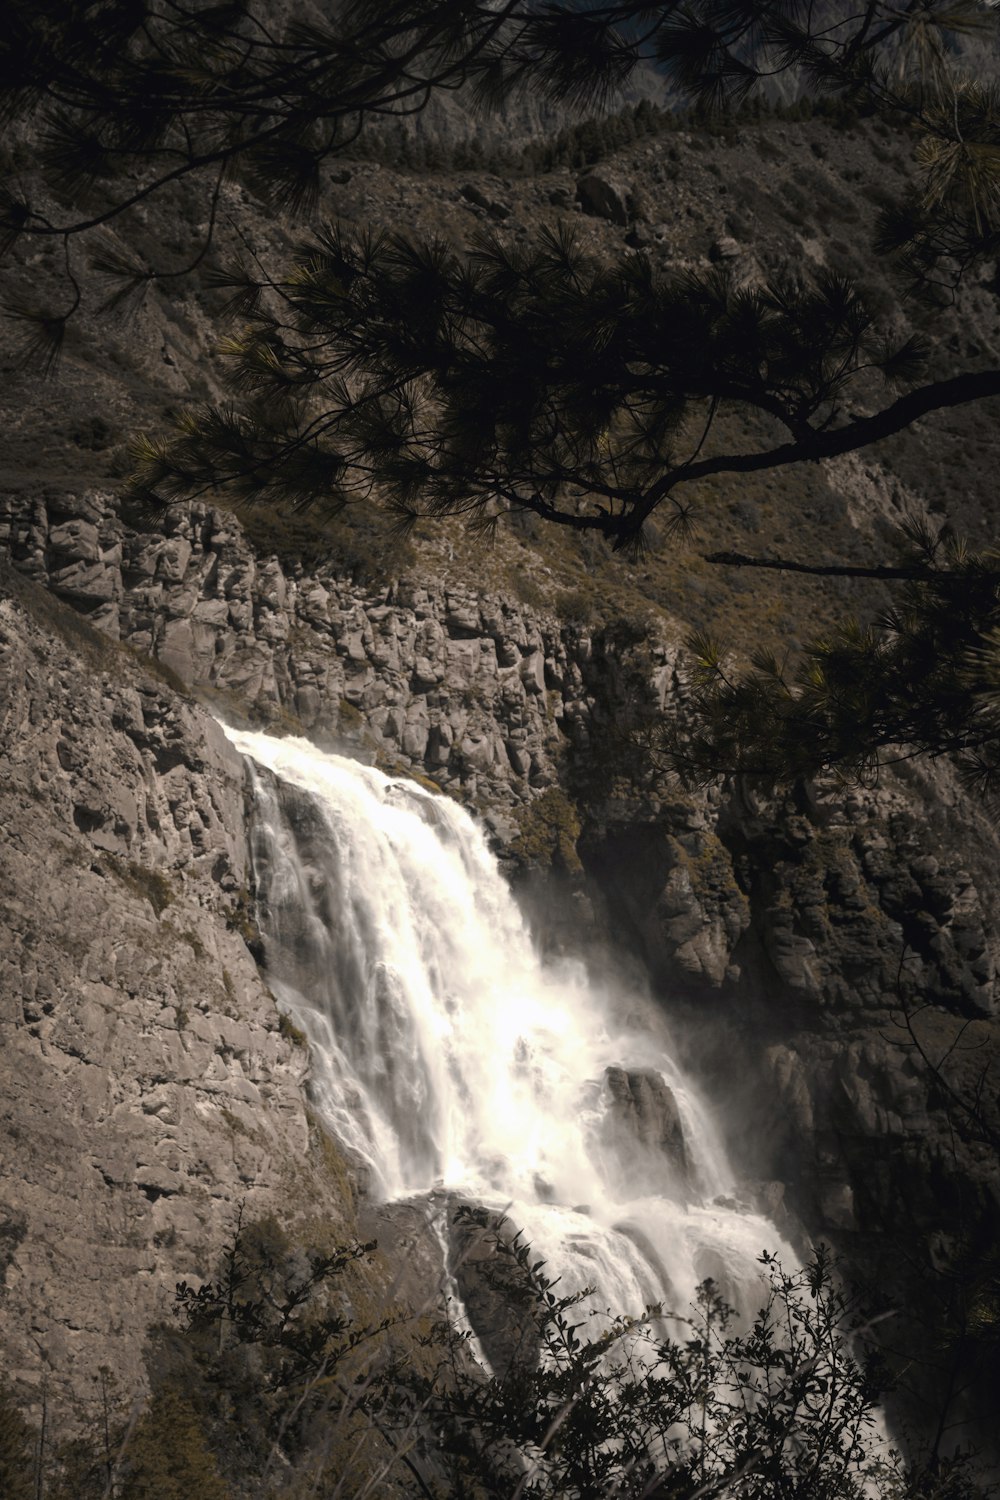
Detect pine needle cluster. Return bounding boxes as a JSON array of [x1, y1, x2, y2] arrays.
[[4, 0, 999, 347], [8, 1, 1000, 790], [665, 523, 1000, 793]]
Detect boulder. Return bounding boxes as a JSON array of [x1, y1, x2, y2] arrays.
[[448, 1204, 540, 1375], [576, 170, 631, 226], [709, 235, 741, 262]]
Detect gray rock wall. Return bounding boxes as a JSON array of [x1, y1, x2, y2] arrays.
[[0, 489, 675, 819], [0, 560, 360, 1429]]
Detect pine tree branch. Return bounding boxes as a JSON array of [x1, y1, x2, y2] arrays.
[[623, 368, 1000, 542], [5, 1, 533, 241]]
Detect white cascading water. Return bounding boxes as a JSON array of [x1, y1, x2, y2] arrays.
[[224, 726, 801, 1332]]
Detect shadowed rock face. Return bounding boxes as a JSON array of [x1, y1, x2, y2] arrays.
[[0, 1207, 27, 1282], [447, 1204, 543, 1379]]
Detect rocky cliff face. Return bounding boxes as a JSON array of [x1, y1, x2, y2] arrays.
[[13, 477, 1000, 1452], [3, 105, 1000, 1465], [0, 559, 371, 1428], [0, 486, 683, 832]]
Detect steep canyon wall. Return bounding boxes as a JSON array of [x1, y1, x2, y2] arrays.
[[2, 485, 999, 1449]]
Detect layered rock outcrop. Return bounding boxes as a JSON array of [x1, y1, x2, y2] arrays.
[[0, 487, 680, 828]]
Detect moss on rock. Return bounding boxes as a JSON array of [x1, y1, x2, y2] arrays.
[[510, 787, 583, 874]]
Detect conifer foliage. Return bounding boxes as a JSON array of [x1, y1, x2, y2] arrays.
[[6, 0, 1000, 352], [122, 0, 1000, 557], [669, 525, 1000, 793], [8, 1, 1000, 785], [0, 0, 635, 355], [1, 1, 616, 239], [111, 0, 1000, 799], [128, 225, 932, 551]]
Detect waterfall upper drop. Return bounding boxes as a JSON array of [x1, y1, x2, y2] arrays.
[[225, 726, 799, 1324]]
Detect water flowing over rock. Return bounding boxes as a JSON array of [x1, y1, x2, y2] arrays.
[[4, 490, 1000, 1457], [604, 1066, 690, 1187], [226, 725, 802, 1346]]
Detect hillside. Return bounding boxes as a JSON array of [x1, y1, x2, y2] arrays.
[[2, 97, 1000, 1488]]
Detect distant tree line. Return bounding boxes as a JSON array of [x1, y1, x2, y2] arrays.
[[343, 93, 871, 178]]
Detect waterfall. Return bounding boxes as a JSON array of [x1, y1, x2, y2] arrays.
[[224, 726, 801, 1330]]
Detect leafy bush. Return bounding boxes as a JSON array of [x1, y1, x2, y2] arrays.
[[397, 1217, 898, 1500], [15, 1213, 994, 1499]]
